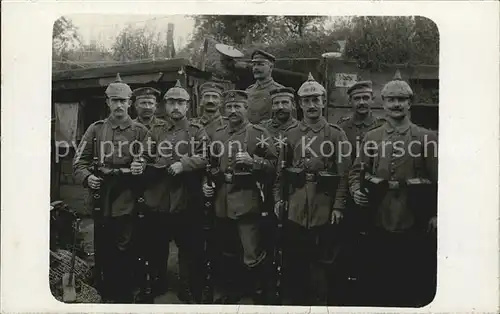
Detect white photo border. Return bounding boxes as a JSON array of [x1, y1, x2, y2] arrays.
[[2, 1, 499, 313]]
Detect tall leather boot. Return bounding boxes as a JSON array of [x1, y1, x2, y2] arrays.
[[214, 255, 242, 304], [249, 256, 274, 305]]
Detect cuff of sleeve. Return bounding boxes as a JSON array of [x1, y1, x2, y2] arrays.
[[252, 156, 264, 171], [82, 173, 92, 188], [350, 183, 360, 194], [179, 157, 190, 171], [333, 198, 346, 211]]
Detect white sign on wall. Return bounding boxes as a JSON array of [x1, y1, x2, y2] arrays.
[[335, 73, 358, 88]]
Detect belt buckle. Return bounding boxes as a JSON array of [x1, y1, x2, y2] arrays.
[[224, 172, 233, 184], [305, 172, 315, 182], [388, 181, 400, 189]]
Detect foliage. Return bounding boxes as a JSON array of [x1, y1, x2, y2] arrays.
[[343, 16, 439, 70], [111, 25, 173, 62], [52, 16, 83, 71], [180, 15, 439, 71]]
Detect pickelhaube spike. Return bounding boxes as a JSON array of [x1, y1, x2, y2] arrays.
[[105, 72, 132, 98], [381, 69, 413, 98], [164, 79, 190, 101], [115, 73, 122, 82], [307, 72, 315, 81], [393, 69, 402, 80]]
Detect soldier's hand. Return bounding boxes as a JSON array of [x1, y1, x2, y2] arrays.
[[87, 174, 102, 189], [203, 182, 215, 198], [130, 160, 144, 175], [168, 162, 183, 175], [353, 188, 369, 206], [236, 151, 253, 165], [331, 210, 343, 224], [427, 216, 437, 233]]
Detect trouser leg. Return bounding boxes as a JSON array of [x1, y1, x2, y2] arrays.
[[283, 220, 308, 305], [237, 214, 274, 304], [213, 218, 243, 303], [104, 215, 135, 303]]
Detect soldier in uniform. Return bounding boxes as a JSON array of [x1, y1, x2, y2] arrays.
[[277, 73, 351, 305], [133, 80, 209, 303], [334, 80, 385, 304], [73, 73, 149, 303], [260, 87, 299, 231], [202, 90, 278, 304], [348, 71, 438, 306], [245, 50, 284, 124], [132, 87, 164, 129], [337, 80, 385, 162], [191, 81, 228, 139]]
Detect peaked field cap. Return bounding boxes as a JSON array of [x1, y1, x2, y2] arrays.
[[200, 81, 225, 95], [381, 70, 413, 98], [297, 72, 326, 97], [105, 73, 132, 98], [251, 49, 276, 63], [215, 43, 244, 58], [132, 87, 161, 100], [164, 79, 190, 100], [347, 81, 373, 96], [270, 87, 296, 100], [222, 90, 248, 104]]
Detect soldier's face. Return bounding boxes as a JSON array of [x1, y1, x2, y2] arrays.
[[135, 97, 157, 118], [225, 102, 247, 124], [107, 97, 131, 119], [300, 95, 324, 119], [272, 96, 294, 121], [383, 96, 411, 120], [201, 92, 221, 113], [252, 60, 272, 80], [350, 92, 374, 115], [165, 98, 189, 120]]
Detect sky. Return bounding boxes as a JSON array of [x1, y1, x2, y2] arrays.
[[68, 15, 196, 50]]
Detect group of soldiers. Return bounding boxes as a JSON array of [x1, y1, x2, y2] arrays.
[[73, 49, 438, 306]]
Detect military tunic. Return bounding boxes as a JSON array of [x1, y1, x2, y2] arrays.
[[73, 116, 148, 217], [284, 118, 351, 228], [348, 121, 438, 231], [337, 114, 386, 162], [212, 121, 278, 219], [142, 118, 208, 213], [245, 78, 284, 124]]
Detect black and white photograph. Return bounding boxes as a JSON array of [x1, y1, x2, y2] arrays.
[[48, 14, 441, 307]]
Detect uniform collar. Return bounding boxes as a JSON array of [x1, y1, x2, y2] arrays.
[[200, 111, 221, 125], [353, 113, 375, 126], [255, 77, 274, 89], [168, 117, 189, 130], [384, 118, 411, 134], [108, 115, 133, 130], [299, 117, 327, 133], [229, 119, 249, 135], [272, 117, 297, 130], [135, 115, 157, 126]]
